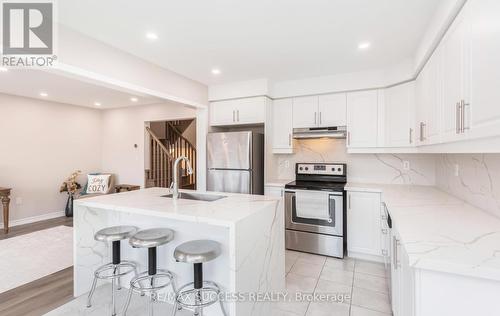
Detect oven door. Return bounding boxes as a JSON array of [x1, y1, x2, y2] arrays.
[[285, 190, 343, 236]]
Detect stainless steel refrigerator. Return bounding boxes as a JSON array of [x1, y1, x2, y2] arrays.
[[207, 131, 264, 195]]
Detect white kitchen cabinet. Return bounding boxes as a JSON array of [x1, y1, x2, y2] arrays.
[[384, 82, 415, 147], [292, 94, 346, 129], [292, 96, 318, 128], [415, 47, 442, 146], [347, 90, 379, 148], [440, 4, 470, 143], [210, 96, 266, 126], [272, 99, 294, 153], [467, 0, 500, 140], [347, 191, 382, 260], [318, 93, 347, 127], [264, 185, 284, 197]]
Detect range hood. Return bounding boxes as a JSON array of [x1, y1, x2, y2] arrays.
[[293, 126, 347, 139]]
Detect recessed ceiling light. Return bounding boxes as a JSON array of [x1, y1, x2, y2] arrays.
[[130, 97, 138, 102], [94, 102, 102, 107], [0, 67, 8, 72], [146, 32, 158, 40], [39, 92, 48, 97], [211, 68, 221, 75], [358, 42, 371, 50]]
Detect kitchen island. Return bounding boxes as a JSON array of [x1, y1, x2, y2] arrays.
[[73, 188, 285, 316]]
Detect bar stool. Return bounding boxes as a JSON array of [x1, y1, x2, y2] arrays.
[[172, 240, 227, 316], [87, 225, 139, 316], [122, 228, 177, 316]]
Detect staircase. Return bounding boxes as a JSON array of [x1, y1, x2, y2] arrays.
[[145, 121, 196, 189]]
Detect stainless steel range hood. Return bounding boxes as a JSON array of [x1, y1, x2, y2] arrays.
[[293, 126, 347, 139]]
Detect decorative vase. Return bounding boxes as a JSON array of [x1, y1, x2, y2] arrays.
[[65, 194, 74, 217]]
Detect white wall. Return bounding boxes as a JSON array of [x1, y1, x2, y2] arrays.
[[100, 102, 197, 187], [436, 154, 500, 218], [0, 93, 102, 223], [268, 138, 436, 186]]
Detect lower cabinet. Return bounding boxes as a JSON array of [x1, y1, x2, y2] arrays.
[[347, 191, 383, 260], [264, 185, 284, 197], [391, 227, 415, 316]]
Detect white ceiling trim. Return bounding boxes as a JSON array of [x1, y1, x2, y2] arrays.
[[53, 63, 207, 109]]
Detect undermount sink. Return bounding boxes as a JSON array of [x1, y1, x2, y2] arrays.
[[162, 192, 227, 202]]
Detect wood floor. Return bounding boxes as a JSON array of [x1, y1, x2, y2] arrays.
[[0, 217, 74, 316]]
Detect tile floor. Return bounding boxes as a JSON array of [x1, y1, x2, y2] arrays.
[[273, 250, 392, 316]]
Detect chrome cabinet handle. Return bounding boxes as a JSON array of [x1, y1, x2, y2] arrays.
[[319, 112, 322, 125], [419, 122, 426, 141], [347, 131, 351, 146], [409, 128, 413, 144], [393, 236, 397, 269], [314, 112, 317, 125], [233, 110, 235, 122], [461, 100, 469, 133], [456, 102, 461, 134], [237, 110, 240, 122], [288, 133, 292, 146], [348, 193, 351, 210]]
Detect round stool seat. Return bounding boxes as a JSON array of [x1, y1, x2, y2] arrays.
[[129, 228, 174, 248], [174, 240, 221, 264], [94, 225, 138, 242]]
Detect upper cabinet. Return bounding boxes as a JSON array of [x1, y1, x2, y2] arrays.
[[383, 82, 415, 147], [292, 96, 318, 128], [415, 47, 442, 146], [272, 99, 294, 154], [440, 4, 470, 143], [347, 90, 379, 148], [318, 94, 347, 127], [292, 94, 347, 128], [210, 96, 267, 126], [467, 0, 500, 140]]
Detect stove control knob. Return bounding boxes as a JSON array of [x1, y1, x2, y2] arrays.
[[337, 168, 342, 172], [305, 167, 309, 171], [299, 167, 303, 171], [331, 168, 335, 171]]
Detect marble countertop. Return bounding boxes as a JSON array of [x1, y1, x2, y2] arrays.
[[75, 188, 280, 228], [265, 179, 293, 187], [346, 183, 500, 282]]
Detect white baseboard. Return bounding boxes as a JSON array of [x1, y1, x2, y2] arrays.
[[0, 211, 66, 229]]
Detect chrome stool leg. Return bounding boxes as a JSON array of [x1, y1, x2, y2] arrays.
[[86, 273, 98, 308]]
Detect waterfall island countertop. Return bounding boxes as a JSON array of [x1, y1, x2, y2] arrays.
[[73, 188, 285, 316]]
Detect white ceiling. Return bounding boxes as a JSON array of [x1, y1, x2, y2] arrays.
[[0, 69, 163, 109], [58, 0, 440, 85]]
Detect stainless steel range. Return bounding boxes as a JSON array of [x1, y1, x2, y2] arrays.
[[285, 163, 346, 258]]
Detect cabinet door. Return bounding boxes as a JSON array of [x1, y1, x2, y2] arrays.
[[272, 99, 293, 153], [391, 229, 401, 316], [468, 0, 500, 140], [347, 91, 379, 148], [347, 191, 382, 257], [264, 186, 284, 197], [292, 96, 319, 128], [210, 100, 236, 126], [384, 82, 415, 147], [235, 97, 266, 125], [400, 245, 415, 316], [416, 48, 442, 145], [441, 7, 469, 143], [318, 93, 347, 127]]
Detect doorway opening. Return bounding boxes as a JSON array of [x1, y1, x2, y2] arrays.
[[145, 119, 197, 189]]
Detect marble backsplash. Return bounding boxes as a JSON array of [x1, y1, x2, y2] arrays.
[[436, 154, 500, 218], [267, 138, 436, 185]]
